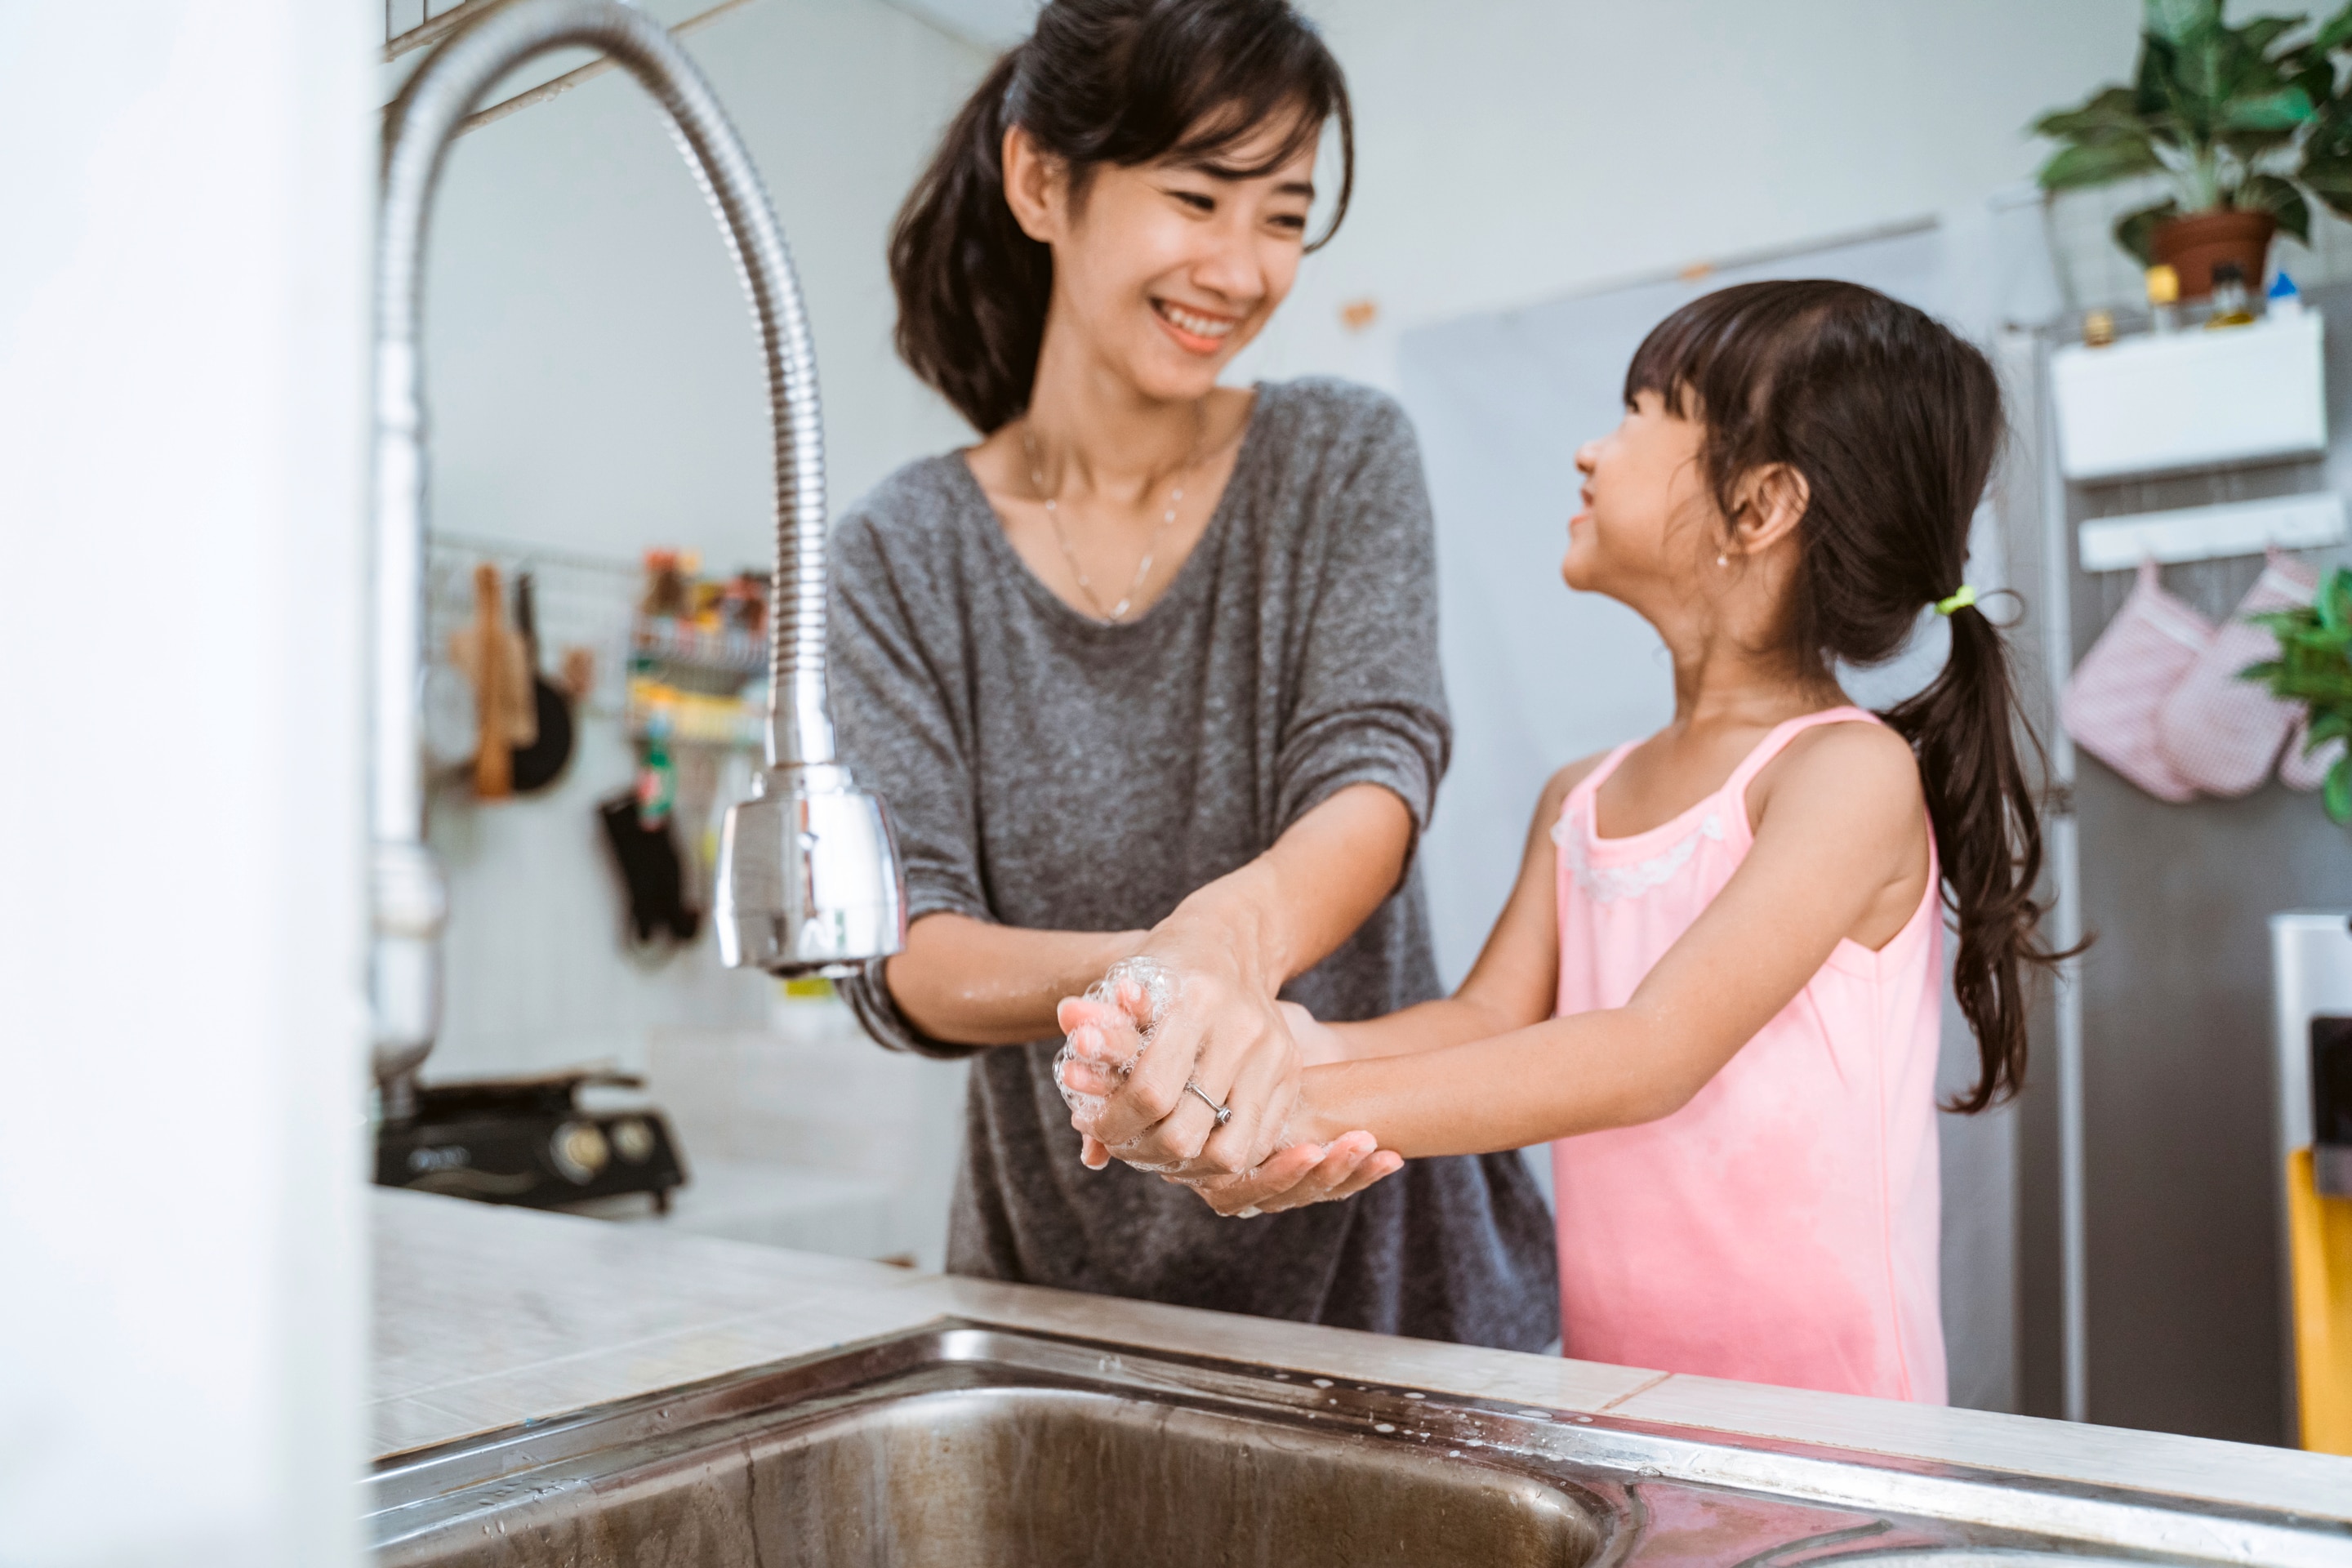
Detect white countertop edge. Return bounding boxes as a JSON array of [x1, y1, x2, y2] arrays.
[[370, 1190, 2352, 1526]]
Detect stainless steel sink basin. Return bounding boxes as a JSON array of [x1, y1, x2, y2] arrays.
[[368, 1323, 2350, 1567]]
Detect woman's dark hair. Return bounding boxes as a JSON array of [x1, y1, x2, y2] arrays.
[[1626, 279, 2072, 1112], [889, 0, 1353, 434]]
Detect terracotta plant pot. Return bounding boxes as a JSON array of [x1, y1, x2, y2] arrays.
[[2151, 208, 2278, 300]]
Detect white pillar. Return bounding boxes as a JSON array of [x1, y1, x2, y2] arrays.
[[0, 3, 370, 1563]]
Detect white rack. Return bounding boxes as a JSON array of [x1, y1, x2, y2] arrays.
[[2078, 492, 2348, 572], [425, 532, 639, 719]]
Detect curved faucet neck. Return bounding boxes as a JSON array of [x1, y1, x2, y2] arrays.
[[368, 0, 853, 1101]]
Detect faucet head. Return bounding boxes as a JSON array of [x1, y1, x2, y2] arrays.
[[715, 763, 906, 977]]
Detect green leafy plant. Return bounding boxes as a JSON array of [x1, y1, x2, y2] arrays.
[[2032, 0, 2352, 263], [2245, 568, 2352, 821]]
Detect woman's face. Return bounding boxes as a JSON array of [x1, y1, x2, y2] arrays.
[[1008, 113, 1319, 403], [1564, 391, 1719, 600]]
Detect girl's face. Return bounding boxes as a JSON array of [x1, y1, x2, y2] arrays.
[[1565, 390, 1719, 601], [1009, 113, 1319, 403]]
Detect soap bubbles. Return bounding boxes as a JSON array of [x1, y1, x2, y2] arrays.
[[1052, 956, 1174, 1125]]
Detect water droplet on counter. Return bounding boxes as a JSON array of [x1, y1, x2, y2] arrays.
[[1404, 1391, 1425, 1400], [1311, 1378, 1333, 1388], [1373, 1423, 1396, 1434]]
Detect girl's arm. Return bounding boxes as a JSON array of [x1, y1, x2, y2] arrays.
[[1294, 722, 1930, 1157], [1150, 722, 1931, 1214], [1311, 756, 1601, 1062], [1058, 758, 1595, 1129]]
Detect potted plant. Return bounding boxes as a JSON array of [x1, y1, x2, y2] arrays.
[[2247, 568, 2352, 820], [2032, 0, 2352, 297]]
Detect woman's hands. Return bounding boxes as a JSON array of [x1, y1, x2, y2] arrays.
[[1055, 914, 1307, 1175]]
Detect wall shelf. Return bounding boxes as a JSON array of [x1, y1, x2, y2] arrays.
[[2051, 310, 2326, 483]]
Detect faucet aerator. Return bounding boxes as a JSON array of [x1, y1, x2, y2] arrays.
[[715, 764, 905, 978]]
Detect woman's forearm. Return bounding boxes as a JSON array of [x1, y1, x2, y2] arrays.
[[1159, 782, 1412, 988], [891, 786, 1410, 1066], [884, 915, 1144, 1046], [1303, 1009, 1682, 1156]]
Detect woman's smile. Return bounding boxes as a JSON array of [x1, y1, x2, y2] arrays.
[[1152, 296, 1242, 354]]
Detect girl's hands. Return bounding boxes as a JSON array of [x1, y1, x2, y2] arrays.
[[1167, 1131, 1403, 1218]]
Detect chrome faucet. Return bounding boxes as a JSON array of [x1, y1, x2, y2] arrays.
[[371, 0, 904, 1120]]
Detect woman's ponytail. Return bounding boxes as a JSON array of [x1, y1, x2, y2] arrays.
[[888, 0, 1354, 435], [1884, 603, 2060, 1111], [889, 49, 1049, 437], [1626, 278, 2077, 1111]]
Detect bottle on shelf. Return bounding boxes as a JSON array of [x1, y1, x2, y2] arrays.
[[2206, 262, 2257, 329], [2270, 270, 2305, 320]]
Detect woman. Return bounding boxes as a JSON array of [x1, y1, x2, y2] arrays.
[[830, 0, 1555, 1349]]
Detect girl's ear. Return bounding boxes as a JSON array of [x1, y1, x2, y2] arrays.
[[1727, 462, 1810, 556], [1001, 123, 1067, 245]]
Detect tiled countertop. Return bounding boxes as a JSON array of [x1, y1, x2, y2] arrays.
[[372, 1188, 2352, 1524]]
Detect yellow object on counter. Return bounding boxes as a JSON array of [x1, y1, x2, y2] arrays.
[[2288, 1147, 2352, 1454]]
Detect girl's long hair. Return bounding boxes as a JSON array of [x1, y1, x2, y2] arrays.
[[1627, 279, 2070, 1111], [889, 0, 1353, 434]]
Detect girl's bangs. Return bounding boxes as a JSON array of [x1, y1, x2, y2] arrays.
[[1623, 288, 1797, 421]]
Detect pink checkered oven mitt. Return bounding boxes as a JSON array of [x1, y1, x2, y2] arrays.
[[2281, 710, 2346, 793], [2154, 552, 2316, 797], [2061, 559, 2212, 804]]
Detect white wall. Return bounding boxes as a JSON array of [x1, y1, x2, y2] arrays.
[[0, 2, 369, 1564], [1242, 0, 2139, 391], [421, 0, 987, 569]]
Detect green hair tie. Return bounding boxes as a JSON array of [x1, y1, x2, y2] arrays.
[[1935, 585, 1978, 617]]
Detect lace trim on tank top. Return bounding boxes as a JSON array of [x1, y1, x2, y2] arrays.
[[1552, 805, 1726, 905]]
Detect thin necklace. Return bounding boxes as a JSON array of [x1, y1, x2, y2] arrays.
[[1022, 400, 1207, 624]]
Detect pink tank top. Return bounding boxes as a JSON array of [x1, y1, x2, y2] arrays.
[[1549, 707, 1947, 1402]]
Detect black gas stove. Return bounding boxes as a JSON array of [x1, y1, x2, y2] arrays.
[[375, 1068, 687, 1213]]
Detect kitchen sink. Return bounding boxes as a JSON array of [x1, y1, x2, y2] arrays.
[[368, 1323, 2350, 1567]]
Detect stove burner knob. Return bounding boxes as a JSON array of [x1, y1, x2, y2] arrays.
[[611, 1117, 656, 1164], [550, 1120, 610, 1184]]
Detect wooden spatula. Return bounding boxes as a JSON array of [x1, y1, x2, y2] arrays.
[[448, 562, 534, 799]]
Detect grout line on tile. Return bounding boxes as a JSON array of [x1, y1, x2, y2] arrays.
[[1596, 1370, 1673, 1413]]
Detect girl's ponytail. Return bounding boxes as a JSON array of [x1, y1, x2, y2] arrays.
[[887, 0, 1354, 435], [1626, 279, 2075, 1111], [1884, 601, 2059, 1111]]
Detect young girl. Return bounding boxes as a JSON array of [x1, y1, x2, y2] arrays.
[[1057, 279, 2064, 1402]]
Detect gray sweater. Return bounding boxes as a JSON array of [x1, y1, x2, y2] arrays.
[[830, 378, 1557, 1351]]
